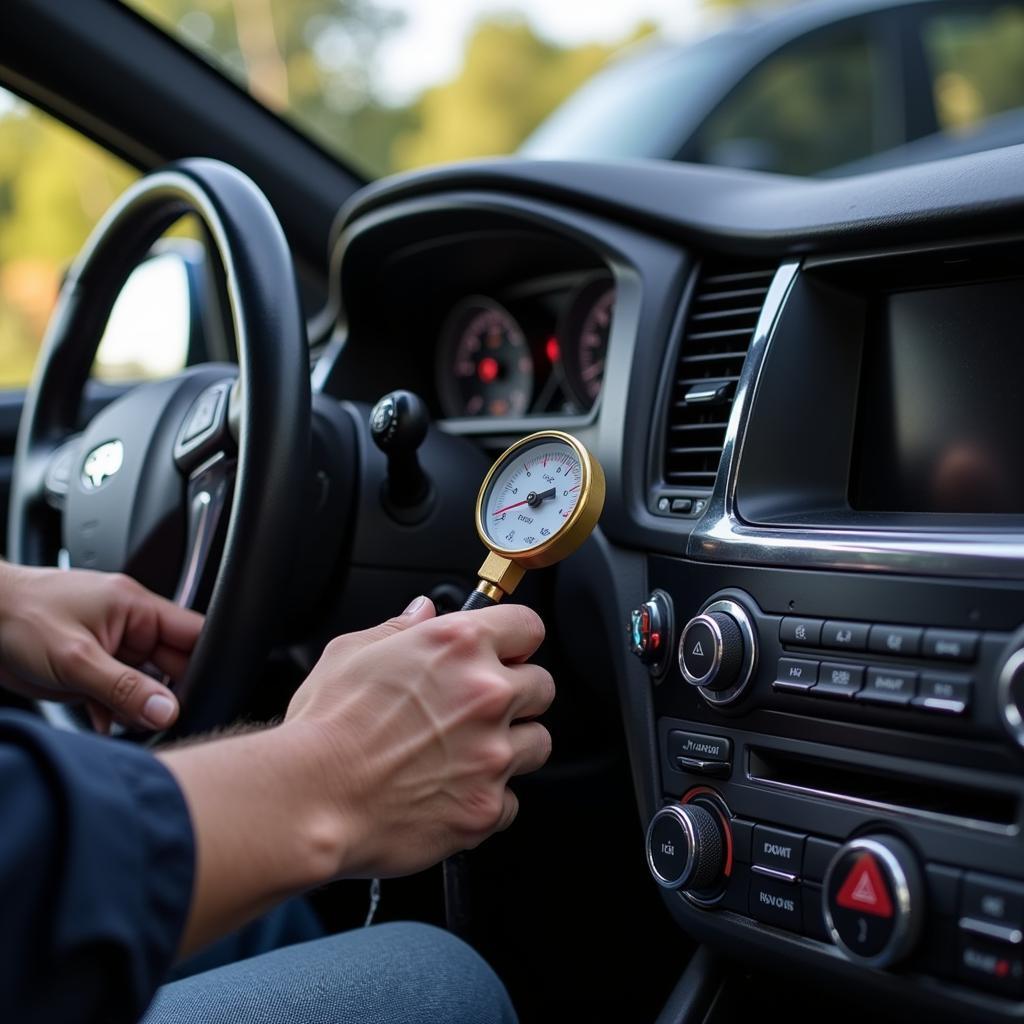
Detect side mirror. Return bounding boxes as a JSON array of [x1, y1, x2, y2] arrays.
[[93, 240, 207, 382]]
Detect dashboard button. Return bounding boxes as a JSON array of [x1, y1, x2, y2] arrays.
[[750, 875, 802, 932], [670, 497, 693, 514], [753, 825, 804, 875], [923, 628, 978, 662], [926, 864, 962, 919], [962, 873, 1024, 933], [856, 667, 917, 706], [822, 620, 869, 651], [813, 662, 864, 698], [868, 624, 922, 657], [774, 657, 818, 692], [958, 935, 1024, 997], [804, 837, 842, 884], [780, 617, 822, 646], [913, 674, 972, 714], [668, 730, 731, 765]]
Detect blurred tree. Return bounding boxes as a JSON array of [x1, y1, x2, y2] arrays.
[[392, 16, 651, 170]]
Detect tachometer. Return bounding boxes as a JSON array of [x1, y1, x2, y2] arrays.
[[438, 298, 534, 418], [561, 276, 614, 410]]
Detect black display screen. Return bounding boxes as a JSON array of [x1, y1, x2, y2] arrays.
[[851, 279, 1024, 514]]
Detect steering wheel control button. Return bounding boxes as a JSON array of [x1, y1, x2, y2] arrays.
[[774, 657, 818, 693], [629, 590, 673, 674], [679, 597, 757, 704], [868, 624, 923, 657], [752, 826, 805, 877], [812, 662, 864, 699], [923, 628, 979, 662], [855, 667, 918, 706], [824, 836, 923, 968], [913, 673, 972, 714], [645, 804, 724, 892], [822, 620, 869, 652], [668, 730, 732, 777], [749, 875, 803, 932], [780, 617, 822, 647]]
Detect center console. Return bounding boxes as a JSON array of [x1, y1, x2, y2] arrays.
[[632, 241, 1024, 1020]]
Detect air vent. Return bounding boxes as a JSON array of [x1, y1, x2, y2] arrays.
[[662, 262, 776, 490]]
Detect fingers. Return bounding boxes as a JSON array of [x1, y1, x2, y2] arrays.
[[506, 662, 555, 722], [61, 640, 180, 731], [507, 721, 552, 778], [446, 604, 545, 663], [494, 788, 520, 833], [324, 596, 436, 660], [122, 587, 204, 658]]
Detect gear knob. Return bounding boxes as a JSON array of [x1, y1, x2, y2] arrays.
[[370, 390, 431, 513]]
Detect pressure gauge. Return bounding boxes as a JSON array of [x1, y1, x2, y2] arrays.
[[464, 431, 605, 609]]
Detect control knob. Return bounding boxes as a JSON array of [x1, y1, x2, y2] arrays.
[[645, 803, 725, 893], [823, 835, 923, 968], [678, 597, 757, 705]]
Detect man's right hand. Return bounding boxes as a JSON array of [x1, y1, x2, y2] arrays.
[[159, 596, 555, 955], [284, 596, 555, 878]]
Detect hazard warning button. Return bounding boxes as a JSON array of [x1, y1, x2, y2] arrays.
[[678, 609, 744, 691], [824, 836, 923, 968]]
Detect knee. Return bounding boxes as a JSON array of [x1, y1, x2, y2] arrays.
[[365, 922, 517, 1024]]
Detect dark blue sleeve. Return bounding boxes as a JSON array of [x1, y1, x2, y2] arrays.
[[0, 710, 195, 1023]]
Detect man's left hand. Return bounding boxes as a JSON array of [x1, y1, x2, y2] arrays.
[[0, 565, 203, 733]]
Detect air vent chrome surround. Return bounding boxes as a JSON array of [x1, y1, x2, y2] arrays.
[[662, 263, 777, 491]]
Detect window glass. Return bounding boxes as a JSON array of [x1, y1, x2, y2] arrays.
[[921, 4, 1024, 134], [0, 88, 137, 387], [0, 88, 197, 388], [695, 28, 884, 177]]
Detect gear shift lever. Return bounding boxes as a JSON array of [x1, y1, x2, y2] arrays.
[[370, 390, 432, 520]]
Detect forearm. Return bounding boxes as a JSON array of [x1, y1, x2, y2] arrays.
[[158, 721, 345, 957]]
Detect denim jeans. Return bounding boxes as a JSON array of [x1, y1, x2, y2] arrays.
[[141, 921, 518, 1024]]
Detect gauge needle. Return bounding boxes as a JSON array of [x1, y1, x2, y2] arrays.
[[492, 487, 557, 516]]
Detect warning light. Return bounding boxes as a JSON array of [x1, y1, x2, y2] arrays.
[[478, 356, 500, 383], [836, 853, 894, 918], [546, 337, 560, 363]]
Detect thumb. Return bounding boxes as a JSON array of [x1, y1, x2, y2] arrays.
[[328, 596, 436, 657], [64, 639, 180, 732]]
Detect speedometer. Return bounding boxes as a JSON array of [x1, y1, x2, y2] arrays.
[[438, 297, 534, 418], [560, 276, 614, 410]]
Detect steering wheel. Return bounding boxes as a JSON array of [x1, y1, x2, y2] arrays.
[[7, 159, 311, 735]]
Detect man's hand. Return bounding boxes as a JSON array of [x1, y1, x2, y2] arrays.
[[159, 596, 555, 954], [0, 564, 203, 732], [285, 596, 555, 877]]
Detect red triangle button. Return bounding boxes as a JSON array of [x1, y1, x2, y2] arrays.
[[836, 853, 894, 918]]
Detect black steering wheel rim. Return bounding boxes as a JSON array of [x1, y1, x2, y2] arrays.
[[8, 158, 311, 735]]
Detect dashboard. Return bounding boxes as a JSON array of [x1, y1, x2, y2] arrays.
[[435, 275, 613, 418], [318, 145, 1024, 1023]]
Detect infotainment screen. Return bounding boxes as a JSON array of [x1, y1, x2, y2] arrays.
[[851, 279, 1024, 515]]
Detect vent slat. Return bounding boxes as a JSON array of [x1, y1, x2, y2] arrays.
[[662, 260, 776, 489]]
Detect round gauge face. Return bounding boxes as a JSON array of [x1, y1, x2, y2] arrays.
[[560, 278, 614, 410], [439, 299, 534, 418], [481, 438, 584, 553]]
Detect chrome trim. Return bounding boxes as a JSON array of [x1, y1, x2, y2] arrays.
[[999, 647, 1024, 749], [687, 260, 1024, 580], [678, 613, 723, 687], [822, 837, 920, 969], [959, 917, 1024, 946], [746, 766, 1017, 837], [751, 864, 798, 883], [695, 598, 757, 707], [645, 805, 699, 890]]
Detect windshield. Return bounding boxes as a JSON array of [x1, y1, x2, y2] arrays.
[[122, 1, 1024, 180]]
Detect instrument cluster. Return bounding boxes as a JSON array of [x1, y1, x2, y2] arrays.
[[436, 273, 614, 419]]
